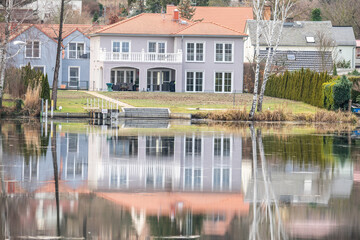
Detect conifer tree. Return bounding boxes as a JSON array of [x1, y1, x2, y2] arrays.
[[179, 0, 195, 20], [41, 74, 51, 102]]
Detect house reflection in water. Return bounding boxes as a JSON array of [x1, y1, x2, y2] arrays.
[[1, 122, 357, 239]]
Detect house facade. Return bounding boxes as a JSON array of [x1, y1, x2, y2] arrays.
[[89, 8, 251, 93], [244, 20, 356, 72], [8, 24, 96, 89]]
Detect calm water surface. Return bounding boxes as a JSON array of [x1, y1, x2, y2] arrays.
[[0, 119, 359, 239]]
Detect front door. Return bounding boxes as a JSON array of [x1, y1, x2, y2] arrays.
[[147, 70, 171, 91]]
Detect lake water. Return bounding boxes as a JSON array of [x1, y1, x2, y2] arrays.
[[0, 119, 359, 239]]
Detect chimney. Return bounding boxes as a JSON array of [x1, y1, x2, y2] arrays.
[[263, 5, 271, 20], [173, 9, 179, 21]]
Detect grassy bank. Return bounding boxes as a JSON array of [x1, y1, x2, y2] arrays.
[[99, 92, 319, 114], [54, 90, 89, 113]]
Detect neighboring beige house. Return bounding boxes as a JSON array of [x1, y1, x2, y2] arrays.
[[332, 26, 356, 69]]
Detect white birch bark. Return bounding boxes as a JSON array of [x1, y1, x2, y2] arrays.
[[257, 0, 292, 112], [249, 0, 264, 120]]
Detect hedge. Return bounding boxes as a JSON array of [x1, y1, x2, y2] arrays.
[[264, 69, 332, 108], [321, 76, 352, 110]]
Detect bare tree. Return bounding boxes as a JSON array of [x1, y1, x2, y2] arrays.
[[249, 0, 293, 118], [316, 30, 336, 72], [51, 0, 65, 110]]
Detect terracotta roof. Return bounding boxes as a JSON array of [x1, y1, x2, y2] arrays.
[[8, 23, 102, 42], [95, 12, 246, 36], [175, 21, 245, 36], [97, 13, 195, 35], [167, 5, 253, 33]]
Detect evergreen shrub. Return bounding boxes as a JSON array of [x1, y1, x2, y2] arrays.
[[264, 68, 332, 108]]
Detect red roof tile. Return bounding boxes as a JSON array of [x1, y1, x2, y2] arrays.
[[167, 5, 253, 33]]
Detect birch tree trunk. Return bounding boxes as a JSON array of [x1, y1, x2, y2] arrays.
[[249, 0, 262, 120], [0, 0, 11, 109], [256, 0, 292, 112], [52, 0, 66, 110]]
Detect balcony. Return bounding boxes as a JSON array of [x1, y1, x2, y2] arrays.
[[99, 50, 183, 63]]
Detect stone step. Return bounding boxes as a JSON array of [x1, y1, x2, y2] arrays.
[[123, 108, 170, 119]]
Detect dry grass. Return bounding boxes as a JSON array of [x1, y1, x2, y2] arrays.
[[203, 105, 358, 123], [24, 85, 41, 116]]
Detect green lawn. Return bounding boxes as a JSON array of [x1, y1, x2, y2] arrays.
[[54, 90, 90, 113], [99, 92, 320, 114]]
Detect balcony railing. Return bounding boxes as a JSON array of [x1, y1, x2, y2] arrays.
[[99, 50, 183, 63]]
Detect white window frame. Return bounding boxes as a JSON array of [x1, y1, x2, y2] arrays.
[[185, 70, 205, 92], [214, 42, 234, 63], [25, 40, 41, 59], [212, 135, 233, 191], [186, 41, 205, 62], [214, 71, 233, 93], [68, 41, 86, 59], [147, 40, 167, 53], [183, 134, 204, 191], [68, 66, 80, 87], [111, 40, 131, 53]]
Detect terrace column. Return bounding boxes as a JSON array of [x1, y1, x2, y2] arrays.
[[139, 68, 147, 92]]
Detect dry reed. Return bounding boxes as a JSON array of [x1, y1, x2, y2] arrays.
[[202, 105, 358, 124], [24, 84, 41, 116]]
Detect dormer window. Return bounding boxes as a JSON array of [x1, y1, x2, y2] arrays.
[[306, 37, 315, 43], [69, 42, 85, 59]]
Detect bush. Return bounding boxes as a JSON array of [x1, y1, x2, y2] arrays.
[[322, 76, 352, 110], [333, 75, 352, 110], [349, 69, 360, 76], [336, 59, 351, 69], [265, 68, 332, 108], [40, 74, 51, 102]]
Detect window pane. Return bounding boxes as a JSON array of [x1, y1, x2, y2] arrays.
[[185, 169, 192, 189], [122, 42, 129, 52], [149, 42, 156, 52], [215, 72, 223, 92], [225, 43, 232, 61], [195, 72, 203, 92], [69, 43, 76, 51], [186, 72, 194, 92], [196, 43, 203, 61], [117, 71, 125, 84], [33, 66, 44, 73], [214, 138, 222, 156], [194, 138, 201, 155], [223, 169, 230, 190], [77, 43, 84, 58], [33, 41, 40, 58], [187, 43, 194, 61], [194, 169, 201, 189], [26, 41, 33, 57], [112, 42, 120, 52], [70, 68, 79, 78], [158, 42, 165, 53], [185, 137, 193, 155], [216, 43, 223, 61], [224, 72, 232, 92], [223, 138, 230, 156], [111, 71, 115, 84], [213, 168, 221, 190]]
